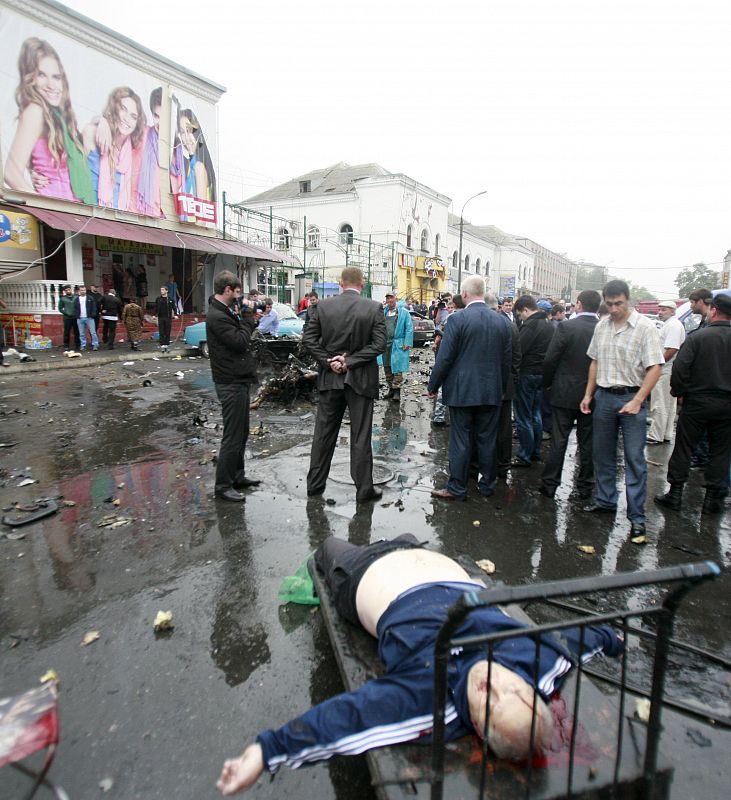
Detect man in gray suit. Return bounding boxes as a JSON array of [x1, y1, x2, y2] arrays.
[[303, 267, 387, 503], [427, 276, 512, 500]]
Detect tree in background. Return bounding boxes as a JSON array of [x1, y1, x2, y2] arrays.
[[674, 263, 720, 298], [624, 281, 657, 302]]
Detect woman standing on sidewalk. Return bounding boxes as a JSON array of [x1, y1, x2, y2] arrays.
[[122, 300, 144, 351]]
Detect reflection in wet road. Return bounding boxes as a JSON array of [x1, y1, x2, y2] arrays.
[[0, 358, 728, 799]]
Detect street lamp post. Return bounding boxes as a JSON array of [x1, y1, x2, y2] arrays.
[[457, 190, 487, 292]]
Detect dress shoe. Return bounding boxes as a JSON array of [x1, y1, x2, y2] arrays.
[[357, 487, 383, 503], [430, 488, 466, 501], [538, 485, 556, 498], [630, 522, 646, 536], [307, 487, 325, 497], [509, 458, 531, 468], [233, 476, 261, 488], [582, 503, 617, 514], [390, 389, 401, 403], [383, 388, 394, 400], [431, 418, 446, 427], [654, 483, 683, 510], [214, 488, 246, 502]]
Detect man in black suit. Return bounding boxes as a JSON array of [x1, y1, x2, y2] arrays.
[[207, 271, 260, 502], [303, 267, 387, 503], [427, 276, 511, 500], [539, 290, 601, 499]]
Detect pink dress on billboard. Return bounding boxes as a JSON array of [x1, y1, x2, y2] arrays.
[[30, 137, 75, 201]]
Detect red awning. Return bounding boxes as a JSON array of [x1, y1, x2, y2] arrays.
[[25, 207, 287, 262]]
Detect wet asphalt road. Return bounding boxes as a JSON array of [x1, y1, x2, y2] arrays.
[[0, 351, 729, 799]]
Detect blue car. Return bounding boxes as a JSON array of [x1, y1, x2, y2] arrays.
[[184, 302, 305, 358]]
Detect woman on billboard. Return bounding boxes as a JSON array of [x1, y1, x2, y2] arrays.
[[170, 98, 217, 203], [91, 87, 164, 218], [4, 37, 95, 203], [83, 87, 146, 211]]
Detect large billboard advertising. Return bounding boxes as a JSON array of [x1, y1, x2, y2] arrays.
[[169, 89, 218, 225], [0, 5, 218, 225]]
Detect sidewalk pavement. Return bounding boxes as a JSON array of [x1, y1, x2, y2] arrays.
[[0, 341, 203, 375]]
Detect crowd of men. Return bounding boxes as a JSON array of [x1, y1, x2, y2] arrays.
[[205, 267, 730, 528], [54, 281, 179, 353]]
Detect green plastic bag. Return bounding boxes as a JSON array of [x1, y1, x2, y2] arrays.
[[278, 554, 320, 605]]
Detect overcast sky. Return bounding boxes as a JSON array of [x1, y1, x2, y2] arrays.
[[60, 0, 730, 298]]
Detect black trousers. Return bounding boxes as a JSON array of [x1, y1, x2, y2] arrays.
[[307, 387, 375, 501], [314, 534, 422, 626], [102, 319, 117, 345], [667, 394, 731, 488], [158, 317, 172, 346], [497, 398, 513, 470], [214, 383, 251, 492], [62, 316, 80, 349], [541, 405, 594, 491]]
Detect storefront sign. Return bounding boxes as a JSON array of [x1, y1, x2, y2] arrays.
[[95, 237, 164, 255], [0, 210, 40, 251], [174, 192, 217, 225], [417, 255, 444, 277], [1, 313, 42, 338]]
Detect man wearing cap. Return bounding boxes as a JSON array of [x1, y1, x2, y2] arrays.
[[379, 292, 414, 403], [655, 292, 731, 514], [580, 280, 663, 536], [647, 301, 686, 445]]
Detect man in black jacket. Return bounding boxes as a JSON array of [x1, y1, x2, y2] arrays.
[[154, 286, 177, 352], [511, 296, 554, 467], [207, 271, 259, 502], [303, 267, 387, 503], [539, 290, 600, 498], [655, 292, 731, 514], [100, 289, 123, 349]]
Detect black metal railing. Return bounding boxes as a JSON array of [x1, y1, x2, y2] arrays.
[[430, 562, 720, 800]]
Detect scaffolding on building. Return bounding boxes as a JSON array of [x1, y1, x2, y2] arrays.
[[222, 194, 395, 299]]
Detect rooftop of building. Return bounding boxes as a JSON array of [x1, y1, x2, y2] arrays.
[[242, 162, 449, 205]]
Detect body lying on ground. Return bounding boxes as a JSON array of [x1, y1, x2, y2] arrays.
[[217, 534, 623, 795]]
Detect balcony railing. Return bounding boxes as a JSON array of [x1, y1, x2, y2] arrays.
[[0, 281, 65, 314]]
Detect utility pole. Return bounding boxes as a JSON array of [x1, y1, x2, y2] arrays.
[[457, 190, 487, 292]]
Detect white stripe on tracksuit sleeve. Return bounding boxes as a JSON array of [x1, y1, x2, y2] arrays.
[[257, 674, 464, 772]]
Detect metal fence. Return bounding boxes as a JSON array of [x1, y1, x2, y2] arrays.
[[430, 562, 722, 800]]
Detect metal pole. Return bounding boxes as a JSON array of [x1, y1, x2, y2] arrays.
[[457, 190, 487, 293], [457, 215, 464, 293], [303, 214, 307, 297], [222, 190, 227, 240], [367, 234, 372, 298]]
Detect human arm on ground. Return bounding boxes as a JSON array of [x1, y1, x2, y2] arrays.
[[253, 676, 449, 776]]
